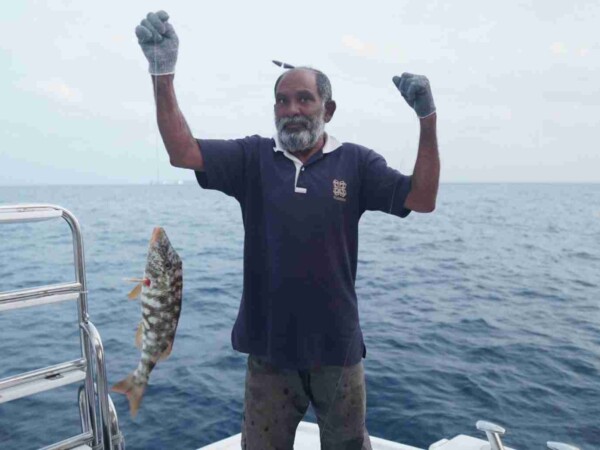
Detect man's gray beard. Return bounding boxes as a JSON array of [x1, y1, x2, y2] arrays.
[[276, 112, 325, 154]]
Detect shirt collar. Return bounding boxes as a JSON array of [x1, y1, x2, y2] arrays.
[[273, 133, 342, 155]]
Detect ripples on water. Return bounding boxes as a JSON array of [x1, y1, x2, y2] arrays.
[[0, 184, 599, 449]]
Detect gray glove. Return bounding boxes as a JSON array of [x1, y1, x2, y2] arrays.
[[135, 11, 178, 75], [392, 73, 436, 118]]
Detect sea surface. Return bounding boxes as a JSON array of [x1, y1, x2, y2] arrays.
[[0, 184, 599, 450]]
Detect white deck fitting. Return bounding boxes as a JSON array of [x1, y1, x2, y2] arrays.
[[430, 434, 516, 450]]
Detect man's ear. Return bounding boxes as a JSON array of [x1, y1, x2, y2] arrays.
[[324, 100, 337, 123]]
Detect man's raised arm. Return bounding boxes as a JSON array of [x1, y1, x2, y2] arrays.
[[136, 11, 204, 171], [393, 73, 440, 213]]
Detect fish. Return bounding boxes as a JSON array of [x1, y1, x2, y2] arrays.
[[112, 227, 183, 418]]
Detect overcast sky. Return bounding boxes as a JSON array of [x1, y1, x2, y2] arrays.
[[1, 0, 599, 185]]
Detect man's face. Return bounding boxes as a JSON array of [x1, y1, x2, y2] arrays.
[[274, 69, 326, 153]]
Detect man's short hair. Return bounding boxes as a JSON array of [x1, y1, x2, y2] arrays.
[[274, 67, 333, 104]]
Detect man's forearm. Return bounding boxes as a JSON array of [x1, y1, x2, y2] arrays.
[[152, 75, 204, 170], [407, 113, 439, 212]]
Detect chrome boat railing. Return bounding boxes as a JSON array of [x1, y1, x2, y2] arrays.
[[0, 204, 124, 450]]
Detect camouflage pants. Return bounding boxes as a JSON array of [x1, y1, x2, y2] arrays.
[[241, 355, 373, 450]]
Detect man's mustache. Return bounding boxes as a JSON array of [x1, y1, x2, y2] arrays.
[[277, 115, 312, 130]]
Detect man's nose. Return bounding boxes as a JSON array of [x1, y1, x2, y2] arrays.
[[286, 100, 302, 116]]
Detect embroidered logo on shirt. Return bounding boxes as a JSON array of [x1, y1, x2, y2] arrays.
[[333, 179, 347, 202]]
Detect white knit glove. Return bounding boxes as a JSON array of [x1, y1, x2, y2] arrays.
[[135, 11, 178, 75], [392, 73, 436, 118]]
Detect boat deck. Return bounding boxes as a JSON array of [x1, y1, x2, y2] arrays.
[[195, 421, 508, 450], [197, 421, 421, 449]]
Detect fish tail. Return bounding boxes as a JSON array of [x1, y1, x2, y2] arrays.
[[111, 374, 146, 418]]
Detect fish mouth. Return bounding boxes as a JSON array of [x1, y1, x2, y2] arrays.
[[150, 227, 166, 245]]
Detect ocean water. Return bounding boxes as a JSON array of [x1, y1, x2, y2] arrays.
[[0, 183, 598, 450]]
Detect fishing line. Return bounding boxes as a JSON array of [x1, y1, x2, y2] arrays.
[[153, 39, 160, 185]]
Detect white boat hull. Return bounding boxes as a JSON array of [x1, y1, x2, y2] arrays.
[[196, 420, 520, 450], [197, 421, 423, 450]]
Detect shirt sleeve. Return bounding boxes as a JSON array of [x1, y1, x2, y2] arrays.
[[360, 149, 412, 218], [194, 138, 247, 200]]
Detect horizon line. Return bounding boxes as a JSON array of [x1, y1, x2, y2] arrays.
[[1, 181, 600, 188]]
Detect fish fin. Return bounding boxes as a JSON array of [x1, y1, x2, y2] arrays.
[[111, 374, 146, 418], [128, 283, 143, 300], [159, 341, 173, 361], [135, 322, 143, 349]]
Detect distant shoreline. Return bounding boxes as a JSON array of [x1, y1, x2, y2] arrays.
[[1, 181, 599, 188]]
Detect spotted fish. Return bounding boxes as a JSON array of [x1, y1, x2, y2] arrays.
[[112, 227, 183, 417]]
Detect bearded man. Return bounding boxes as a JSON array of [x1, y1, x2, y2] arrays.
[[136, 10, 439, 450]]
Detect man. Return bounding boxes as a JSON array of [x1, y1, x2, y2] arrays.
[[135, 10, 439, 450]]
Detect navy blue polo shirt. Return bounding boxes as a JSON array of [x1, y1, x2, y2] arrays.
[[195, 134, 412, 369]]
